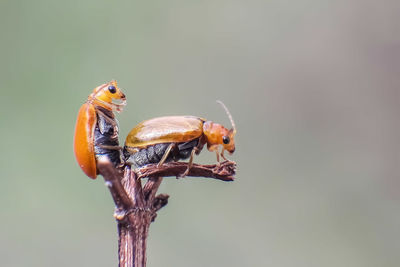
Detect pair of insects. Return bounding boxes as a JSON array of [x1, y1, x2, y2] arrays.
[[73, 81, 236, 179]]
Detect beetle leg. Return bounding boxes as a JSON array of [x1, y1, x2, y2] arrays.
[[96, 108, 116, 125], [97, 114, 107, 134], [221, 148, 227, 161], [158, 143, 174, 167], [98, 144, 123, 150], [215, 147, 220, 163], [181, 147, 198, 177], [96, 108, 119, 138]]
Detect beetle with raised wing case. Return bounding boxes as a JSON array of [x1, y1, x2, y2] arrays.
[[73, 80, 126, 179]]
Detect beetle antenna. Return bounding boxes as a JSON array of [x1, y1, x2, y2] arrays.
[[216, 100, 236, 135]]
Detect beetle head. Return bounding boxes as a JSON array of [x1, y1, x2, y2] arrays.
[[90, 80, 126, 112], [217, 100, 236, 154], [222, 129, 235, 154], [203, 101, 236, 154]]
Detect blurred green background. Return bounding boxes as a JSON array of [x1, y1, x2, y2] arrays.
[[0, 0, 399, 266]]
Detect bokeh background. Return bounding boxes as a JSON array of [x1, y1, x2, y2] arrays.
[[0, 0, 399, 266]]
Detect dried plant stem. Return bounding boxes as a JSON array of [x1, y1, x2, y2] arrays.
[[135, 161, 236, 181], [97, 157, 236, 267]]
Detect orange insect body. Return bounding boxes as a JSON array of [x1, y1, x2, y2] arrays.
[[124, 101, 236, 170], [73, 80, 126, 179], [74, 103, 97, 178]]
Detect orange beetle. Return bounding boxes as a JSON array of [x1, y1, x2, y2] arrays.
[[124, 101, 236, 176], [73, 80, 126, 179]]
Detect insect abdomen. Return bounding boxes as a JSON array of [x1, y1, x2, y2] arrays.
[[124, 139, 199, 168], [94, 107, 122, 167]]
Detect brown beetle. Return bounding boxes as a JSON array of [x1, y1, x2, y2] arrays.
[[124, 101, 236, 176]]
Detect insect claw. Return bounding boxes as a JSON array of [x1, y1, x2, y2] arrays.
[[180, 168, 190, 178]]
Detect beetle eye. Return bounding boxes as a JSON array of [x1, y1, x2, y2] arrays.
[[222, 136, 230, 144], [108, 85, 116, 94]]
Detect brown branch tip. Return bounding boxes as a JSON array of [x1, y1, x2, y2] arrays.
[[135, 160, 236, 181], [96, 158, 236, 267]]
